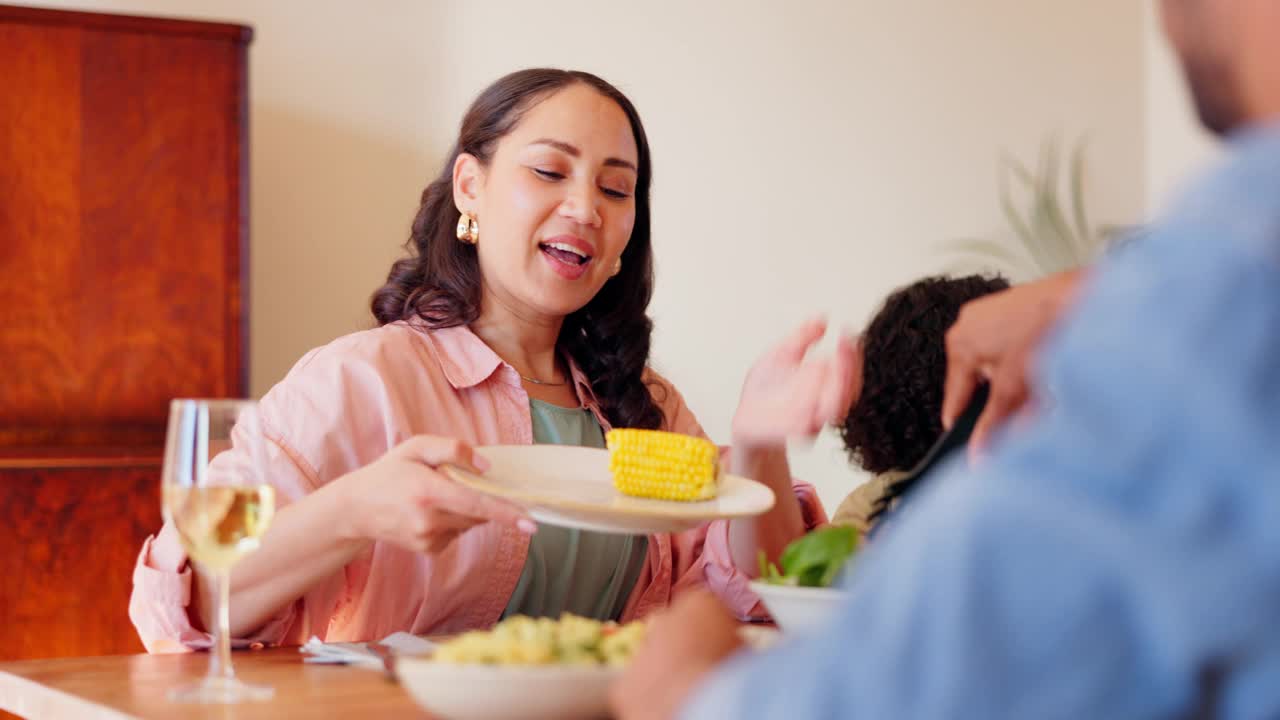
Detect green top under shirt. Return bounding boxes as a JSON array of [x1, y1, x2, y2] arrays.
[[500, 399, 650, 621]]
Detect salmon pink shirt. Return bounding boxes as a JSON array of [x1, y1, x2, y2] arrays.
[[128, 321, 824, 653]]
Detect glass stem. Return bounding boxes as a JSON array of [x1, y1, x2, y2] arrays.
[[208, 567, 236, 681]]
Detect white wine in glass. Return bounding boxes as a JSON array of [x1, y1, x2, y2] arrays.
[[162, 399, 275, 703]]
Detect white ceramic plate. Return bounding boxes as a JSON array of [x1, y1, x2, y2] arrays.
[[441, 445, 776, 534], [749, 580, 848, 634]]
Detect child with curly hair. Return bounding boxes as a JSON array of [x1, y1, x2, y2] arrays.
[[833, 274, 1010, 533]]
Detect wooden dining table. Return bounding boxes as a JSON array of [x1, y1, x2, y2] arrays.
[[0, 647, 431, 719]]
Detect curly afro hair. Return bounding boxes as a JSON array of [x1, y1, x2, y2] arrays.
[[840, 274, 1010, 474]]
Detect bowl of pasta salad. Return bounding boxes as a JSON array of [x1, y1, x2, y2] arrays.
[[395, 613, 646, 720]]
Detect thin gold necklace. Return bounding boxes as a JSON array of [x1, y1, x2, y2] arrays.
[[520, 373, 568, 386]]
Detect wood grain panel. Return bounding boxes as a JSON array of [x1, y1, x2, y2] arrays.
[[0, 3, 250, 42], [0, 466, 161, 661], [76, 28, 241, 428], [0, 8, 249, 453], [0, 5, 251, 662], [0, 21, 83, 446]]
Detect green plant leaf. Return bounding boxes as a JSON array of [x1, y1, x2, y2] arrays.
[[1000, 157, 1058, 274], [1004, 151, 1039, 190], [1069, 136, 1096, 260], [776, 526, 859, 588], [943, 236, 1035, 275], [758, 550, 794, 586], [1036, 185, 1075, 272], [998, 159, 1037, 248], [1042, 138, 1083, 270], [958, 133, 1107, 282]]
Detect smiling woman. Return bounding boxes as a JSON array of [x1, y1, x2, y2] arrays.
[[372, 70, 657, 421], [128, 68, 855, 654]]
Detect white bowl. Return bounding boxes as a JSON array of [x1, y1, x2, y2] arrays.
[[749, 580, 848, 634], [395, 656, 619, 720]]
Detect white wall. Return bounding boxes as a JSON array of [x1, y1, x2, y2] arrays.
[[1142, 1, 1219, 215], [18, 0, 1148, 512]]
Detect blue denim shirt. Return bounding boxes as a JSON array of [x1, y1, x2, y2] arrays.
[[684, 125, 1280, 719]]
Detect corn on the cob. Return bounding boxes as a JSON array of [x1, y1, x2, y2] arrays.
[[606, 429, 719, 501]]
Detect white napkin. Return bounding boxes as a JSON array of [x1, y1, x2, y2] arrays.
[[300, 631, 437, 668]]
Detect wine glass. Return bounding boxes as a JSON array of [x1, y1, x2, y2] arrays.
[[161, 399, 276, 703]]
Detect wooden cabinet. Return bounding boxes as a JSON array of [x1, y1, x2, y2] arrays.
[[0, 464, 160, 659], [0, 4, 251, 660]]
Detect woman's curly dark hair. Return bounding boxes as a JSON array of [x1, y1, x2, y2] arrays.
[[840, 274, 1010, 474], [370, 68, 663, 430]]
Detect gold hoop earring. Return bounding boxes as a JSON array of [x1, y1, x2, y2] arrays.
[[611, 258, 622, 277], [455, 213, 478, 244]]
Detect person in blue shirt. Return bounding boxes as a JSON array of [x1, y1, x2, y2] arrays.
[[611, 1, 1280, 718]]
